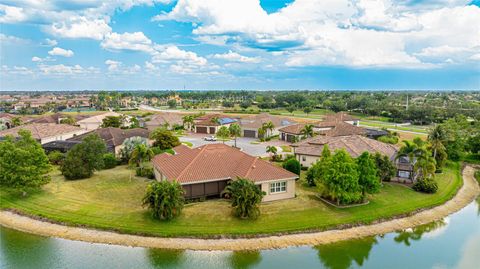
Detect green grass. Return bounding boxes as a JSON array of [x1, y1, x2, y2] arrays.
[[0, 163, 462, 238], [280, 145, 292, 152], [474, 170, 480, 184], [360, 120, 429, 134], [181, 141, 193, 147]]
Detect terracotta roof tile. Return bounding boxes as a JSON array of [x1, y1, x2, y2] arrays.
[[293, 135, 398, 159], [0, 123, 84, 140], [68, 127, 149, 147], [152, 143, 298, 184]]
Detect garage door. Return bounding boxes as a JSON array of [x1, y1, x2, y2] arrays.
[[243, 129, 257, 138], [196, 126, 208, 133]]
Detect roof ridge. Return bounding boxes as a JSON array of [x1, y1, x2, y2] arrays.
[[175, 144, 208, 180], [243, 156, 258, 179]]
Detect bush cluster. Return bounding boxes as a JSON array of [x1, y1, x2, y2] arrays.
[[412, 178, 438, 193]]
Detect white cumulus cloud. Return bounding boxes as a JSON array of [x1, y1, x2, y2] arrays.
[[211, 51, 260, 63], [101, 32, 154, 53], [48, 47, 74, 57]]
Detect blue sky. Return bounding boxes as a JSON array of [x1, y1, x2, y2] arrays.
[[1, 0, 479, 91]]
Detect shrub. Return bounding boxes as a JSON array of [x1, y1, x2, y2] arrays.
[[136, 167, 155, 179], [283, 158, 301, 175], [151, 147, 175, 155], [474, 170, 480, 184], [102, 153, 117, 169], [150, 128, 180, 150], [412, 178, 438, 193], [48, 150, 65, 165], [377, 135, 398, 144]]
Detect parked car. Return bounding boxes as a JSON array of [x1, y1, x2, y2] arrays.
[[204, 136, 217, 141]]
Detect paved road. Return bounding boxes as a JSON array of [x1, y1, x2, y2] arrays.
[[180, 134, 289, 157]]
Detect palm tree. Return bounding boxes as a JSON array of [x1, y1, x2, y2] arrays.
[[11, 117, 22, 127], [301, 124, 315, 139], [414, 148, 436, 179], [222, 178, 265, 219], [396, 140, 421, 164], [210, 116, 220, 125], [129, 144, 154, 170], [142, 181, 184, 220], [428, 124, 448, 159], [182, 115, 194, 131], [266, 145, 278, 160], [229, 123, 241, 148], [262, 121, 275, 138]]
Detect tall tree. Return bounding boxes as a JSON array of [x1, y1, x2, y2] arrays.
[[222, 178, 266, 219], [182, 115, 194, 131], [317, 149, 362, 205], [266, 145, 278, 160], [60, 134, 107, 180], [356, 152, 381, 200], [428, 124, 448, 167], [373, 153, 396, 183], [262, 121, 275, 138], [229, 123, 241, 148], [0, 130, 51, 193], [101, 116, 123, 128], [142, 181, 185, 220]]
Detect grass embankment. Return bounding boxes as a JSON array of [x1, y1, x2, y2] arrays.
[[0, 162, 462, 238]]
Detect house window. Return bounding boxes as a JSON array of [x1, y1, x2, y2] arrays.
[[302, 156, 306, 161], [270, 181, 287, 193], [398, 171, 410, 178]]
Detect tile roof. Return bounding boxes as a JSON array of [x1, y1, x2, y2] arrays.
[[68, 127, 150, 147], [194, 114, 236, 126], [239, 113, 295, 129], [278, 123, 306, 135], [0, 113, 15, 120], [152, 143, 298, 184], [317, 121, 367, 137], [144, 112, 185, 129], [293, 135, 398, 159], [0, 123, 84, 140]]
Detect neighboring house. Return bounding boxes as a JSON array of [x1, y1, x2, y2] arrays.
[[292, 135, 398, 168], [0, 113, 15, 130], [239, 113, 295, 138], [144, 112, 185, 131], [278, 123, 307, 142], [323, 112, 360, 126], [29, 113, 89, 124], [67, 127, 151, 156], [395, 156, 417, 183], [193, 114, 236, 134], [0, 123, 88, 144], [315, 121, 367, 137], [77, 112, 124, 131], [152, 143, 298, 201]]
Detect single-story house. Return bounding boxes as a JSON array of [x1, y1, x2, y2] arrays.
[[152, 143, 298, 201], [278, 123, 307, 142], [315, 121, 367, 137], [77, 112, 124, 131], [0, 123, 88, 144], [193, 114, 236, 134], [239, 113, 295, 138], [67, 127, 150, 156], [144, 112, 185, 131], [29, 113, 90, 124], [292, 134, 398, 168]]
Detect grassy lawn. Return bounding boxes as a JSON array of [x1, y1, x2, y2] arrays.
[[360, 120, 429, 134], [280, 145, 292, 152], [181, 141, 193, 147], [0, 162, 462, 238]]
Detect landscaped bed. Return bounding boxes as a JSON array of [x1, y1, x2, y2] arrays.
[[0, 162, 463, 238]]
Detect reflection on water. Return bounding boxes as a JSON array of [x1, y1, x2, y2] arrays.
[[147, 249, 185, 268], [315, 237, 377, 269], [229, 250, 262, 269], [0, 198, 479, 269], [393, 219, 447, 246]]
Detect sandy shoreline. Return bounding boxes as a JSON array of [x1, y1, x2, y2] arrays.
[[1, 165, 479, 251]]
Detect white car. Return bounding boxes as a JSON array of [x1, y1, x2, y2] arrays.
[[204, 136, 217, 141]]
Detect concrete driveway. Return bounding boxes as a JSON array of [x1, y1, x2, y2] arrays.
[[180, 133, 290, 157]]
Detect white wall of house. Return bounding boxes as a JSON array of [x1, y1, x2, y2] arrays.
[[296, 154, 319, 168], [260, 178, 296, 202]]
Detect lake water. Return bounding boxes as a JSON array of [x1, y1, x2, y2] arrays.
[[1, 197, 479, 269]]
